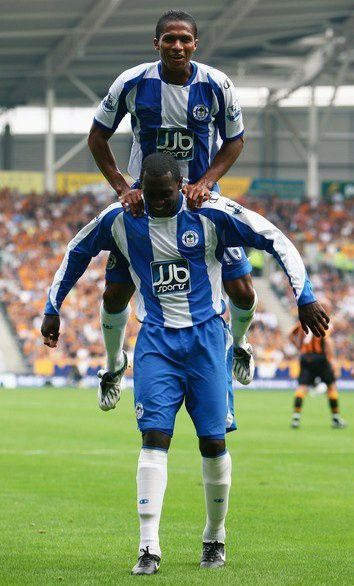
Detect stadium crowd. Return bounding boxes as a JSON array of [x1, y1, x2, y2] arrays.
[[0, 187, 352, 380]]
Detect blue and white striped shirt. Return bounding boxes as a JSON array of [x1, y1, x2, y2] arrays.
[[93, 60, 244, 183], [45, 194, 315, 329]]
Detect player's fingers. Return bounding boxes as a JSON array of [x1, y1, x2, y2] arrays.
[[317, 312, 330, 330], [43, 336, 58, 348], [195, 194, 204, 208], [300, 321, 309, 335], [309, 322, 323, 338], [321, 310, 330, 323], [136, 198, 145, 217], [187, 196, 198, 210]]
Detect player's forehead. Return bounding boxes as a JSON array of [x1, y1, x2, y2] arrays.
[[159, 20, 195, 39], [143, 171, 176, 189]]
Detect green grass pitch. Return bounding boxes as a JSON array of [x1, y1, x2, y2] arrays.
[[0, 388, 353, 585]]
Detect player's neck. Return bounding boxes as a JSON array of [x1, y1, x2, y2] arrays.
[[160, 62, 193, 85]]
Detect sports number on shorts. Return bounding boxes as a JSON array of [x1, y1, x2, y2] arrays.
[[157, 128, 194, 161], [150, 259, 191, 296]]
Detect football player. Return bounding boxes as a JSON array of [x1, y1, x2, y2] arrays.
[[88, 10, 257, 390], [290, 301, 346, 429], [41, 153, 329, 574]]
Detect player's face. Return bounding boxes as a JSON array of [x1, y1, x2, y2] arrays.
[[154, 21, 197, 73], [142, 171, 182, 217]]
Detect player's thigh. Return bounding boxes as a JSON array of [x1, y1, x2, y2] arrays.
[[298, 358, 316, 386], [185, 317, 229, 439], [104, 251, 135, 311], [320, 359, 336, 385], [133, 324, 185, 436]]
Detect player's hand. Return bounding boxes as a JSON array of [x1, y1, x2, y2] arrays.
[[182, 181, 211, 210], [41, 315, 60, 348], [119, 189, 144, 217], [298, 301, 330, 338]]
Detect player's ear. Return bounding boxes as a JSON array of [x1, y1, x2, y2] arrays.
[[194, 38, 198, 51], [153, 38, 159, 51]]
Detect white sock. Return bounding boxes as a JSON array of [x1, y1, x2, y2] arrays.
[[202, 451, 232, 544], [229, 289, 258, 348], [100, 302, 130, 372], [137, 448, 168, 558]]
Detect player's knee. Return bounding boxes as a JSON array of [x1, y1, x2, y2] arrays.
[[103, 281, 135, 313], [199, 438, 226, 458], [224, 274, 255, 309], [142, 430, 171, 451]]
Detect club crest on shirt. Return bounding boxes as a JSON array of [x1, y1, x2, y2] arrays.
[[182, 230, 199, 247], [106, 253, 117, 270], [226, 104, 241, 122], [192, 104, 209, 121], [135, 402, 144, 420], [102, 92, 118, 112]]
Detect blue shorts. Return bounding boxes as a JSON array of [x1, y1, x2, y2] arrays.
[[133, 316, 236, 439], [105, 246, 251, 284]]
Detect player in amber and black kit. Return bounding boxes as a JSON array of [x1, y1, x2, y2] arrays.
[[290, 308, 346, 429]]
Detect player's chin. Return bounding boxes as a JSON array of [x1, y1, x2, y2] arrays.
[[168, 57, 186, 69]]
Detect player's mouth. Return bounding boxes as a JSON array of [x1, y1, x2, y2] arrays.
[[169, 54, 185, 63], [150, 201, 176, 216]]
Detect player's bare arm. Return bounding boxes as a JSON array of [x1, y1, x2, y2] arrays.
[[298, 301, 330, 338], [88, 124, 144, 217], [183, 137, 244, 209], [41, 314, 60, 348]]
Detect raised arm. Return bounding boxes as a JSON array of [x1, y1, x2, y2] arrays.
[[88, 67, 145, 216], [88, 124, 131, 198]]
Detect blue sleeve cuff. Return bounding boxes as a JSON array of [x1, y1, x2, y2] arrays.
[[297, 277, 316, 306], [44, 294, 59, 316], [223, 130, 244, 143], [93, 117, 114, 132]]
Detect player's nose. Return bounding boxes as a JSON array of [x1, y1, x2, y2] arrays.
[[172, 39, 183, 51]]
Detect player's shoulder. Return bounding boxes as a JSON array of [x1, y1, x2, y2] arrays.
[[92, 202, 123, 225], [200, 193, 245, 216], [193, 61, 232, 88], [111, 61, 158, 88]]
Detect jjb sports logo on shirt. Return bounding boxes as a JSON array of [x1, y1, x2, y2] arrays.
[[157, 128, 194, 161], [151, 259, 191, 296]]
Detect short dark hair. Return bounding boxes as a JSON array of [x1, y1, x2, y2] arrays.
[[155, 10, 198, 39], [141, 153, 181, 183]]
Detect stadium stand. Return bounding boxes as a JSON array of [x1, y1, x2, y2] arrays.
[[0, 188, 352, 382]]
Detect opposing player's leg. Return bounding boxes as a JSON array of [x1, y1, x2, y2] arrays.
[[222, 249, 257, 385], [97, 252, 135, 411], [132, 325, 185, 574], [327, 384, 346, 429], [291, 385, 308, 428], [185, 317, 234, 568]]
